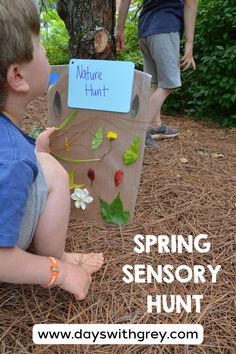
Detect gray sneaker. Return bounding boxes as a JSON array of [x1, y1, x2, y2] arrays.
[[145, 130, 158, 147], [151, 123, 179, 139]]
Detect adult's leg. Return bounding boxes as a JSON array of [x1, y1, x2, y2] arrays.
[[139, 34, 179, 146], [139, 37, 159, 146], [148, 87, 172, 128], [139, 36, 172, 127], [147, 33, 181, 136]]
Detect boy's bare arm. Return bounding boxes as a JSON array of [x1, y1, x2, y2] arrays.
[[0, 247, 91, 299]]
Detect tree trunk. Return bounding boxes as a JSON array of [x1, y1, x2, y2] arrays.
[[56, 0, 116, 60]]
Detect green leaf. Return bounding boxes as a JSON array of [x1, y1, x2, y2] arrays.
[[29, 128, 44, 139], [123, 136, 141, 165], [57, 110, 78, 130], [99, 193, 130, 225], [216, 45, 224, 50], [91, 127, 103, 150]]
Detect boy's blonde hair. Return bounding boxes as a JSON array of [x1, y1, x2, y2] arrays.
[[0, 0, 40, 110]]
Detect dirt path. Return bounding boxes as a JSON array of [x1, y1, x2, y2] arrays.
[[1, 99, 235, 353]]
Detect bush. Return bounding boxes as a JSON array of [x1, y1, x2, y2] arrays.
[[41, 9, 70, 65], [163, 0, 236, 127]]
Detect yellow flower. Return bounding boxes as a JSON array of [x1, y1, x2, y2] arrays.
[[106, 131, 118, 140], [69, 169, 84, 190], [65, 137, 71, 152]]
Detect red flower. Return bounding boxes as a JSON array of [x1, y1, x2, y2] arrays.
[[88, 168, 95, 183], [114, 169, 124, 187]]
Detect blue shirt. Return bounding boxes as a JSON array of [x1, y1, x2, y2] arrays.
[[0, 113, 38, 246], [138, 0, 184, 38]]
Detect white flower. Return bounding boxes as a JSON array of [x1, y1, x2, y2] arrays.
[[71, 188, 93, 210]]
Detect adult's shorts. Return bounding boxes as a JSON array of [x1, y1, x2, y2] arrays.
[[139, 32, 181, 89]]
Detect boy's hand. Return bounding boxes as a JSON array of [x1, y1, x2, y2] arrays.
[[36, 127, 57, 153], [58, 262, 92, 300]]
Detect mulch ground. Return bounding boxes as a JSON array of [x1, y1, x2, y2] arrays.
[[0, 97, 235, 353]]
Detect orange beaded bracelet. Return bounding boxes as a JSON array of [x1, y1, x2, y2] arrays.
[[47, 257, 59, 287]]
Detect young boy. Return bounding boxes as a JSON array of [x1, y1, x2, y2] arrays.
[[0, 0, 104, 299]]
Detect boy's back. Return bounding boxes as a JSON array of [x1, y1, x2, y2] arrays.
[[0, 112, 40, 247]]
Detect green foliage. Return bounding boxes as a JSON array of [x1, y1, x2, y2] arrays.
[[123, 136, 141, 166], [29, 127, 44, 138], [163, 0, 236, 127], [41, 9, 70, 65], [57, 110, 78, 130], [39, 0, 55, 12], [99, 193, 130, 225], [91, 127, 104, 150]]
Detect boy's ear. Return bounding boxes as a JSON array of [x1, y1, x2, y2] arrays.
[[6, 63, 30, 93]]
